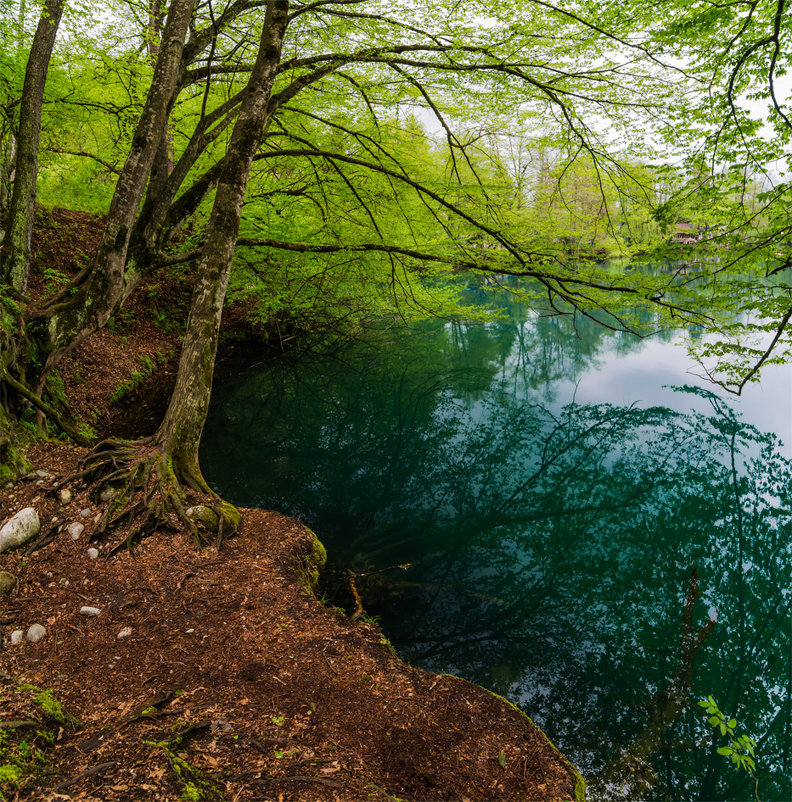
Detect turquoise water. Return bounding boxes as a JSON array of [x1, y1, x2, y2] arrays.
[[202, 276, 791, 801]]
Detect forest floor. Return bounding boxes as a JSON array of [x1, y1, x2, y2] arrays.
[[0, 208, 584, 802]]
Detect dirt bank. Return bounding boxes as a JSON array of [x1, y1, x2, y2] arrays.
[[0, 208, 585, 801]]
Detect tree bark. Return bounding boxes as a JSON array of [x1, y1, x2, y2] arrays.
[[41, 0, 197, 377], [1, 0, 64, 295], [154, 0, 290, 487]]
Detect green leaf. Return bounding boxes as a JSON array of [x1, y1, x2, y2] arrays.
[[717, 747, 733, 756], [498, 750, 507, 769]]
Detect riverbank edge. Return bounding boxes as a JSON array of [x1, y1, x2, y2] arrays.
[[0, 206, 586, 799], [297, 522, 587, 801], [0, 451, 586, 800]]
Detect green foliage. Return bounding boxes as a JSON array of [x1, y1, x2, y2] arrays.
[[698, 697, 758, 776], [8, 0, 786, 390], [109, 349, 173, 405]]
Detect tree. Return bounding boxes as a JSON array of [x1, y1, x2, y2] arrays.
[[1, 0, 63, 295], [0, 0, 789, 546], [79, 0, 292, 546]]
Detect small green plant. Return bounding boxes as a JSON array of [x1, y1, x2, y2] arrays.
[[42, 266, 69, 295], [109, 349, 173, 405], [698, 696, 759, 798]]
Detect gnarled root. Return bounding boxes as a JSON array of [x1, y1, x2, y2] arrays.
[[75, 437, 240, 553]]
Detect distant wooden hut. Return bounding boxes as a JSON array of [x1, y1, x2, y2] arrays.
[[670, 222, 698, 245]]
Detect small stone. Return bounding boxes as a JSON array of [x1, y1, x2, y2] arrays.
[[10, 630, 24, 645], [59, 488, 72, 505], [80, 508, 92, 518], [0, 571, 16, 595], [211, 717, 232, 735], [117, 627, 132, 639], [87, 548, 99, 560], [79, 606, 101, 616], [35, 470, 51, 478], [26, 624, 46, 642], [0, 508, 41, 553], [186, 505, 220, 531], [67, 522, 85, 540], [99, 487, 117, 502]]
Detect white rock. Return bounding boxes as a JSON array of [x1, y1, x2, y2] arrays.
[[26, 624, 46, 642], [0, 508, 40, 553], [87, 548, 99, 560], [10, 630, 24, 645], [117, 627, 132, 639], [35, 470, 51, 478], [59, 488, 72, 505], [79, 606, 101, 616], [67, 522, 84, 540], [99, 487, 117, 502], [80, 508, 92, 518]]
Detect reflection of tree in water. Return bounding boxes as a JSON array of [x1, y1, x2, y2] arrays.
[[203, 311, 790, 802]]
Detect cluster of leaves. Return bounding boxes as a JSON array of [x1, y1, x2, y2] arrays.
[[698, 696, 758, 776]]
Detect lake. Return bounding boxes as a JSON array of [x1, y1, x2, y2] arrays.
[[202, 274, 791, 801]]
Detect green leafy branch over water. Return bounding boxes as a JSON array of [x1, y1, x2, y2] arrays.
[[699, 696, 759, 789]]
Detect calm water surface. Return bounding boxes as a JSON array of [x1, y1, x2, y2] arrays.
[[202, 277, 791, 801]]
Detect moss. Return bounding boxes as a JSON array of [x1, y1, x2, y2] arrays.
[[0, 762, 24, 787], [15, 684, 81, 728], [186, 501, 241, 535], [148, 741, 223, 802], [217, 500, 241, 533], [109, 349, 174, 405], [0, 407, 32, 484], [0, 685, 76, 800], [292, 525, 327, 596]]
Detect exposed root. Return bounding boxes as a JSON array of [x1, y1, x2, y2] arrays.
[[76, 437, 240, 552]]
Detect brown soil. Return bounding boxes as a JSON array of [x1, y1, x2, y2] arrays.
[[0, 209, 584, 801]]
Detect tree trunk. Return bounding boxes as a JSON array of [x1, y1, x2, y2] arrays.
[[153, 0, 290, 488], [40, 0, 197, 378], [1, 0, 64, 295]]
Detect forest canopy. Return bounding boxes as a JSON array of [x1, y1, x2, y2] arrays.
[[0, 0, 790, 541]]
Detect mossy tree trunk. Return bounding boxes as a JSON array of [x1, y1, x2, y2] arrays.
[[38, 0, 197, 382], [153, 0, 290, 492], [1, 0, 63, 296], [80, 1, 291, 548]]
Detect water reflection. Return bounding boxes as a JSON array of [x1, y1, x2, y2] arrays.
[[202, 285, 791, 801]]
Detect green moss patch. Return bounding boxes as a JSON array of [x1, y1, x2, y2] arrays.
[[292, 525, 327, 595], [1, 685, 80, 799]]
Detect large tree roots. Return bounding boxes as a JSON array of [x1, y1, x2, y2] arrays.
[[68, 437, 241, 554]]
